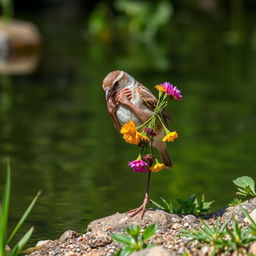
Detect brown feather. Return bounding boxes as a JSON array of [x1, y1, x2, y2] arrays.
[[137, 84, 172, 125], [137, 84, 157, 110], [102, 70, 121, 91]]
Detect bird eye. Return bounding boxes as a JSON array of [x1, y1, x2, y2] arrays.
[[114, 81, 119, 87]]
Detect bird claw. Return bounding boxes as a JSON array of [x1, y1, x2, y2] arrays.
[[127, 194, 151, 219]]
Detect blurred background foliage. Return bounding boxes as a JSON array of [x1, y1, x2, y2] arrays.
[[0, 0, 256, 247]]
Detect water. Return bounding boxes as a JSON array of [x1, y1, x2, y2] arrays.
[[0, 10, 256, 247]]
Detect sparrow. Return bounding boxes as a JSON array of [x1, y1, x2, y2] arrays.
[[102, 70, 172, 168]]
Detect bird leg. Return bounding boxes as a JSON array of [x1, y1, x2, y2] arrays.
[[128, 170, 152, 219]]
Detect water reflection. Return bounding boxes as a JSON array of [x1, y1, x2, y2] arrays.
[[0, 13, 256, 246]]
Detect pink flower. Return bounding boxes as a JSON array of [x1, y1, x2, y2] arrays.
[[161, 82, 182, 100], [128, 160, 148, 173]]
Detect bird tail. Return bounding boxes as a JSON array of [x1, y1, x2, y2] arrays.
[[153, 137, 172, 168], [159, 147, 172, 168]]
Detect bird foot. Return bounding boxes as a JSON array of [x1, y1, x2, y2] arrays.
[[128, 194, 151, 219]]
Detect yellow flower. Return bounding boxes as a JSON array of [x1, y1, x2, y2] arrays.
[[120, 121, 149, 145], [162, 131, 178, 142], [155, 84, 166, 93], [150, 163, 166, 172]]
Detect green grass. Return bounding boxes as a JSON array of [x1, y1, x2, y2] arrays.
[[0, 159, 40, 256]]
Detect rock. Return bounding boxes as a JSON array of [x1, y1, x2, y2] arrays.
[[249, 242, 256, 255], [5, 245, 10, 256], [87, 209, 182, 233], [244, 208, 256, 223], [0, 18, 41, 75], [36, 240, 51, 247], [131, 246, 174, 256], [201, 246, 210, 254], [0, 18, 41, 54], [59, 230, 80, 242], [86, 231, 112, 248], [220, 198, 256, 222], [64, 253, 79, 256], [182, 215, 197, 225]]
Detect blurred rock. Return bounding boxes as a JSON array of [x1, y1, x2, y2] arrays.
[[220, 197, 256, 222], [249, 242, 256, 255], [59, 230, 80, 242], [87, 209, 182, 233], [36, 240, 51, 247], [131, 246, 174, 256], [0, 18, 41, 74], [182, 215, 197, 225], [0, 18, 41, 54], [0, 54, 40, 74], [86, 231, 112, 248], [5, 245, 10, 256], [244, 208, 256, 223]]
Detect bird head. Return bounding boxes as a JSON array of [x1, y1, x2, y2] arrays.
[[102, 70, 133, 100]]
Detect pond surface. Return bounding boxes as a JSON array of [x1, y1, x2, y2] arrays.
[[0, 10, 256, 246]]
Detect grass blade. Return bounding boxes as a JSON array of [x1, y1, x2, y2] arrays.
[[7, 190, 41, 244], [10, 227, 34, 256], [0, 159, 11, 256], [151, 200, 165, 210]]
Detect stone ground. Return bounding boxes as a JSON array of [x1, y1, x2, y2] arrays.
[[24, 198, 256, 256]]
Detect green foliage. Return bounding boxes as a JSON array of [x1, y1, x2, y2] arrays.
[[229, 198, 243, 206], [88, 0, 173, 42], [0, 0, 13, 20], [111, 223, 157, 256], [151, 194, 214, 216], [0, 159, 40, 256], [233, 176, 256, 198], [180, 209, 256, 256]]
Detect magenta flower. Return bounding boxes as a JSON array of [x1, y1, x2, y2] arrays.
[[128, 160, 148, 173], [161, 82, 182, 100]]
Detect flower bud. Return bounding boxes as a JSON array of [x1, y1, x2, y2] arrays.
[[144, 128, 157, 137], [143, 154, 154, 167]]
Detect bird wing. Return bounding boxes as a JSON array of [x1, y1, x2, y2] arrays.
[[137, 84, 172, 125], [137, 84, 158, 110]]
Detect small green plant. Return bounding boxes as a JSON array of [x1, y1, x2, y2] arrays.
[[180, 210, 256, 256], [229, 197, 243, 206], [0, 159, 40, 256], [111, 223, 157, 256], [151, 194, 214, 216], [181, 221, 227, 255], [233, 176, 256, 198], [226, 220, 254, 250]]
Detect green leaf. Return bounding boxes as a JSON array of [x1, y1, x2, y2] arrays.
[[233, 176, 255, 193], [120, 246, 136, 256], [126, 224, 140, 240], [111, 234, 133, 245], [7, 190, 41, 244], [142, 223, 157, 242], [0, 159, 11, 256], [10, 227, 34, 256], [151, 200, 165, 210]]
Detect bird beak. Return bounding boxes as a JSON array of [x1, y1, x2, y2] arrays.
[[105, 88, 114, 101]]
